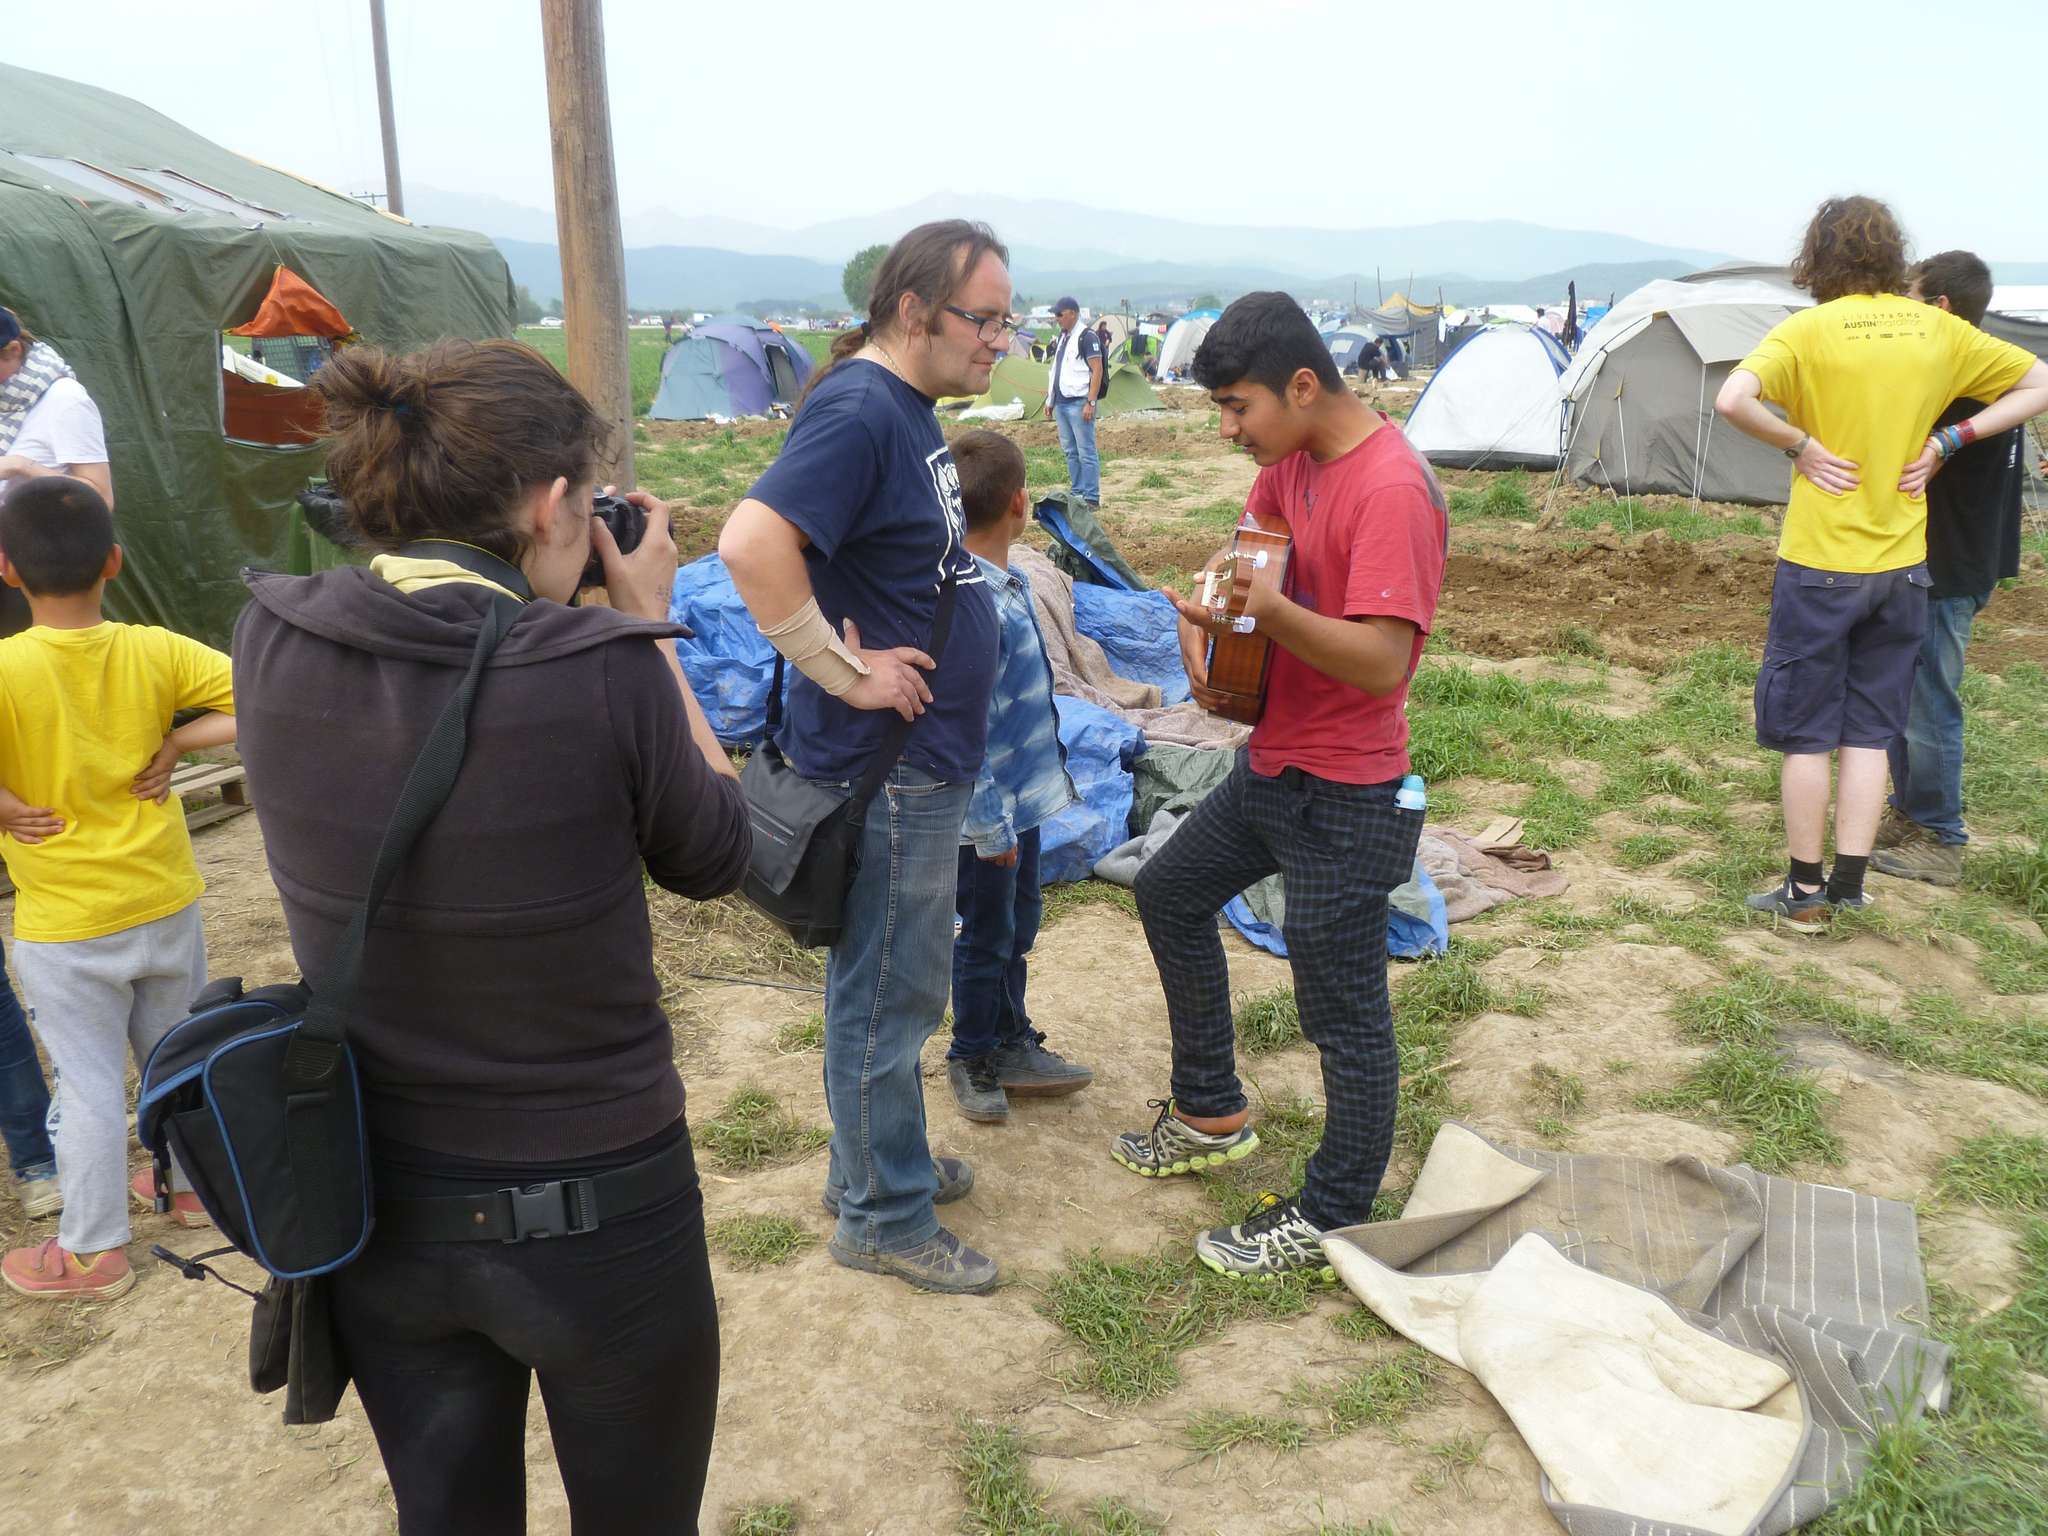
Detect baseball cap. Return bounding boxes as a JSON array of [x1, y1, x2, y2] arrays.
[[1053, 296, 1080, 315]]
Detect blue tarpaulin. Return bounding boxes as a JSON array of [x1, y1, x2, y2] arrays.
[[1042, 697, 1144, 884], [1071, 585, 1192, 705], [1222, 864, 1450, 959], [670, 554, 780, 744]]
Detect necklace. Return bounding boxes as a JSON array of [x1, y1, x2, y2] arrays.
[[868, 340, 906, 380]]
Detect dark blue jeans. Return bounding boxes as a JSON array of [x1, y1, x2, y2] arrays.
[[1886, 592, 1985, 845], [950, 826, 1044, 1061], [0, 959, 55, 1177]]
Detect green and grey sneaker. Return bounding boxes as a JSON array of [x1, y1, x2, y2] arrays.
[[828, 1225, 999, 1295], [1871, 829, 1963, 887], [1874, 805, 1918, 851], [1111, 1098, 1259, 1178], [1195, 1193, 1336, 1284], [822, 1155, 974, 1217]]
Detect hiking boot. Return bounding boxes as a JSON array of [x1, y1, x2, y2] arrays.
[[828, 1226, 1000, 1295], [130, 1168, 212, 1229], [948, 1055, 1010, 1124], [1195, 1193, 1336, 1284], [2, 1238, 134, 1302], [13, 1163, 61, 1220], [1874, 806, 1919, 851], [1872, 830, 1964, 887], [992, 1032, 1093, 1098], [1111, 1098, 1260, 1178], [1745, 878, 1831, 934], [821, 1155, 974, 1218]]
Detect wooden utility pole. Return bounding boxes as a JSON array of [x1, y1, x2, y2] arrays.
[[541, 0, 635, 489], [368, 0, 405, 216]]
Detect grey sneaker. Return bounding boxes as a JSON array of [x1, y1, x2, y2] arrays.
[[1745, 877, 1830, 933], [948, 1055, 1010, 1124], [1872, 830, 1964, 887], [821, 1155, 974, 1217], [1195, 1193, 1336, 1283], [992, 1032, 1093, 1097], [14, 1165, 61, 1220], [829, 1226, 1000, 1295], [1874, 806, 1919, 851], [1111, 1097, 1260, 1178]]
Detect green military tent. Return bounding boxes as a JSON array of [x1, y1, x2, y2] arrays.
[[951, 354, 1164, 421], [0, 63, 514, 647]]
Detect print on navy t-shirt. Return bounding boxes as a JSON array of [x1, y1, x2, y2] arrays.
[[744, 359, 998, 784]]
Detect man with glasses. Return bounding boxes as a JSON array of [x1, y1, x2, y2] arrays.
[[1044, 297, 1104, 508]]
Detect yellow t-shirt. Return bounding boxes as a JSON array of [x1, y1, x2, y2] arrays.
[[1739, 295, 2036, 573], [0, 622, 235, 942]]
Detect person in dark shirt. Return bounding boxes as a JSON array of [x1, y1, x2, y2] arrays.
[[234, 338, 750, 1533], [721, 220, 1010, 1296], [1875, 250, 2031, 887]]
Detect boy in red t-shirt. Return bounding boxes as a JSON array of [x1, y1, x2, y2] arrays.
[[1110, 292, 1447, 1280]]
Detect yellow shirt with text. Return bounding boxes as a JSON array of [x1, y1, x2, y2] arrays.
[[0, 623, 234, 942], [1738, 295, 2035, 573]]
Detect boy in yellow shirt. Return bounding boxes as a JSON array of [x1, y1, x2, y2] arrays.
[[1715, 197, 2048, 931], [0, 477, 235, 1299]]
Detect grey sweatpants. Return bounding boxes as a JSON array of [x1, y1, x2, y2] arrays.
[[12, 903, 204, 1255]]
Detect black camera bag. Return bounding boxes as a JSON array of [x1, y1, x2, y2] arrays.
[[136, 594, 519, 1278]]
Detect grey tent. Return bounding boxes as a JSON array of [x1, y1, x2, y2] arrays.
[[1558, 267, 1812, 505]]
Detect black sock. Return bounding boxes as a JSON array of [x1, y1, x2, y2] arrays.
[[1826, 854, 1868, 904], [1789, 857, 1825, 893]]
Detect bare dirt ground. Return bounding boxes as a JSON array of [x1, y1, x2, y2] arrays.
[[5, 393, 2047, 1534]]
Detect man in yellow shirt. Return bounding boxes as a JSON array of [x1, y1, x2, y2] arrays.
[[1715, 196, 2048, 931], [0, 477, 235, 1300]]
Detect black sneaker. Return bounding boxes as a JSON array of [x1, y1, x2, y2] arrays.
[[1194, 1193, 1335, 1283], [947, 1055, 1009, 1123], [821, 1155, 974, 1217], [1744, 878, 1830, 933], [992, 1032, 1093, 1097]]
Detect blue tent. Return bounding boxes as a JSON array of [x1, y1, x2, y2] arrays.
[[649, 315, 814, 421]]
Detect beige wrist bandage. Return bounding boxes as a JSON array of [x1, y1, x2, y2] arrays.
[[758, 597, 871, 697]]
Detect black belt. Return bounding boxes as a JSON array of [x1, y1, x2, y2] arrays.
[[374, 1134, 695, 1244]]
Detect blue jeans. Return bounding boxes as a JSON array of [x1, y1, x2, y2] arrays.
[[950, 826, 1043, 1061], [1052, 399, 1101, 504], [823, 764, 972, 1255], [0, 958, 55, 1177], [1886, 592, 1985, 845]]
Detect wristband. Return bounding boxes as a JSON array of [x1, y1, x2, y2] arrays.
[[758, 596, 872, 697], [1957, 418, 1978, 448]]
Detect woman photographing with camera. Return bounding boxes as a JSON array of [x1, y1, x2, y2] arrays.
[[233, 338, 749, 1534]]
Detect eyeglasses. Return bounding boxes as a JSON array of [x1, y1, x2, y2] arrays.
[[943, 305, 1020, 345]]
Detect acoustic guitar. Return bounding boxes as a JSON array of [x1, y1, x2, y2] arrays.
[[1193, 521, 1292, 724]]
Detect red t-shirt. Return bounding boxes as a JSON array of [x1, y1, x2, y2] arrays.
[[1243, 417, 1447, 784]]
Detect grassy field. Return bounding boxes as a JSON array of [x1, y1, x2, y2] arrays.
[[515, 324, 841, 417]]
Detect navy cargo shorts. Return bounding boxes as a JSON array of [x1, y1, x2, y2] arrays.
[[1753, 558, 1931, 755]]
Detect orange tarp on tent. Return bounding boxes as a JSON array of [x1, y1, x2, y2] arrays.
[[227, 266, 353, 339]]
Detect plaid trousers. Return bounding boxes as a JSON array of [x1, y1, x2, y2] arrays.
[[1134, 750, 1421, 1230]]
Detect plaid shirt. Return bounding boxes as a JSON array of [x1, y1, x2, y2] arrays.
[[962, 555, 1077, 856]]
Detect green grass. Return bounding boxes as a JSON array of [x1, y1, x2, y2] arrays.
[[1549, 623, 1607, 660], [1412, 1431, 1492, 1497], [1389, 947, 1545, 1155], [518, 324, 669, 417], [1040, 880, 1138, 926], [1290, 1349, 1439, 1436], [774, 1011, 825, 1054], [1636, 1042, 1841, 1172], [1985, 1220, 2048, 1373], [1182, 496, 1248, 529], [1038, 1248, 1317, 1404], [1183, 1410, 1311, 1458], [1446, 470, 1532, 522], [1134, 469, 1173, 491], [1528, 1062, 1586, 1128], [1198, 1092, 1328, 1225], [1615, 832, 1684, 870], [1967, 837, 2048, 922], [1558, 496, 1770, 542], [706, 1213, 813, 1270], [1939, 1134, 2048, 1213], [1235, 987, 1302, 1054], [695, 1086, 830, 1172], [729, 1503, 798, 1536], [951, 1420, 1168, 1536], [1332, 1305, 1394, 1342]]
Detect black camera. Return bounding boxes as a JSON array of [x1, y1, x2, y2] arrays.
[[581, 490, 646, 588]]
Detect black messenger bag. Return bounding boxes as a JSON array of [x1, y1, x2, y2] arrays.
[[136, 593, 519, 1279], [740, 575, 957, 950]]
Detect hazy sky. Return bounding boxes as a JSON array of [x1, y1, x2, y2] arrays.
[[10, 0, 2043, 257]]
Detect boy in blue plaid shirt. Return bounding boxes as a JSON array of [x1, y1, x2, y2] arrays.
[[944, 431, 1094, 1123]]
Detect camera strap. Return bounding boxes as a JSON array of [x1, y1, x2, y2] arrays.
[[395, 539, 534, 603]]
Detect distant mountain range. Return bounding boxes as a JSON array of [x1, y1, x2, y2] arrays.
[[412, 187, 2045, 314]]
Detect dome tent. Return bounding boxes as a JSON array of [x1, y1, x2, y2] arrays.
[[1403, 325, 1572, 470], [1560, 267, 1812, 505], [648, 314, 814, 421], [952, 354, 1164, 422], [1156, 309, 1221, 380]]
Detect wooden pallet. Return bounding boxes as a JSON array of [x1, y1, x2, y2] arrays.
[[171, 761, 252, 832]]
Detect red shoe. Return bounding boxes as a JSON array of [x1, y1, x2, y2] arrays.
[[2, 1238, 135, 1301], [130, 1168, 213, 1229]]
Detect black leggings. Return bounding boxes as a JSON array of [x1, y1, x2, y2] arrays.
[[331, 1183, 719, 1535]]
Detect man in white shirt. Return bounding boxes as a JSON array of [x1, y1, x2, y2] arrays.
[[0, 305, 113, 636], [1042, 297, 1103, 507]]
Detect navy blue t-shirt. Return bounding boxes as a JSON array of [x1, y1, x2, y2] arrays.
[[746, 359, 998, 784]]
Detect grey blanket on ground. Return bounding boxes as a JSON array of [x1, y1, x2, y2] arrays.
[[1009, 547, 1250, 750], [1327, 1123, 1945, 1536]]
